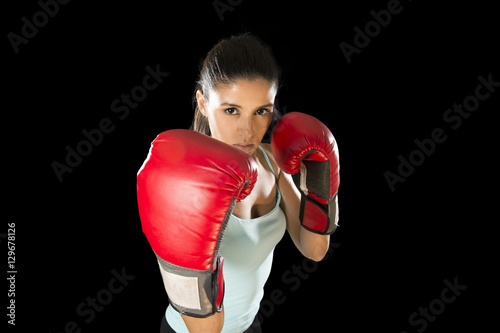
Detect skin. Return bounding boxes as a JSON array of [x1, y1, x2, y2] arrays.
[[183, 78, 331, 332]]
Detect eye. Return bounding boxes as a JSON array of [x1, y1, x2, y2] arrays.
[[224, 108, 238, 115], [256, 108, 271, 116]]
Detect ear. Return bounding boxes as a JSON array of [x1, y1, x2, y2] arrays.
[[196, 90, 207, 116]]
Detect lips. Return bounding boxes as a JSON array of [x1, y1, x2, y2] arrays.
[[232, 143, 255, 153]]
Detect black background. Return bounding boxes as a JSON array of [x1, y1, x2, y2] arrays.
[[4, 0, 498, 332]]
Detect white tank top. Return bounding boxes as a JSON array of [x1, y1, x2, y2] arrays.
[[166, 146, 287, 332]]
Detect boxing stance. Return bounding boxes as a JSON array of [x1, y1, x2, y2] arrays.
[[137, 34, 340, 333]]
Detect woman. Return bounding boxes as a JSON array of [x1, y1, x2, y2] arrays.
[[138, 34, 340, 333]]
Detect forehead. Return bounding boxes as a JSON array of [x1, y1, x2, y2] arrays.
[[210, 78, 277, 105]]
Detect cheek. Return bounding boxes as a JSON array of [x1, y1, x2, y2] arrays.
[[257, 115, 272, 134], [209, 112, 235, 139]]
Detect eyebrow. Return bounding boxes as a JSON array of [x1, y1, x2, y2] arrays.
[[220, 102, 275, 109]]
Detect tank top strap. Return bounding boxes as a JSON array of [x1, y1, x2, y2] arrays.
[[257, 145, 277, 178]]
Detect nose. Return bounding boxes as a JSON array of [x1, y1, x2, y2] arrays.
[[236, 114, 255, 139]]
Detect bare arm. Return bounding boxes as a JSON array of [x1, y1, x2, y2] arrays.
[[181, 309, 224, 333]]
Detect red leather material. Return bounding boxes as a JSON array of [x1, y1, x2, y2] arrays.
[[303, 199, 327, 233], [271, 112, 340, 198], [271, 112, 340, 234], [307, 191, 329, 205], [137, 129, 258, 271]]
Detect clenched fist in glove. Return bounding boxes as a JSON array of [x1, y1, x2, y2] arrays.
[[137, 129, 258, 317], [271, 112, 340, 235]]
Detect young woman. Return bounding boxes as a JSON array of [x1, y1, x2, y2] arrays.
[[137, 34, 340, 333]]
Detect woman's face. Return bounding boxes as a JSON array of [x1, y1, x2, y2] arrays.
[[198, 78, 277, 156]]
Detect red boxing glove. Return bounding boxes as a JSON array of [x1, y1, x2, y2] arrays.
[[271, 112, 340, 234], [137, 129, 258, 317]]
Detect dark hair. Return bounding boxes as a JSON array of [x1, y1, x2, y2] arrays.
[[191, 33, 281, 137]]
